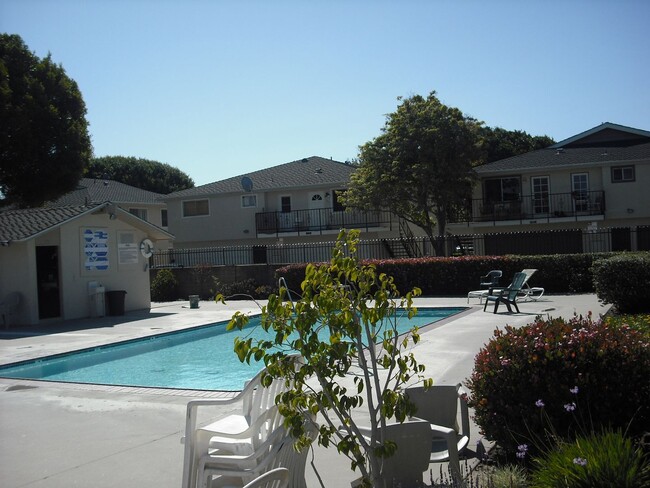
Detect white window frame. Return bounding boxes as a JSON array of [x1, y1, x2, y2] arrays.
[[129, 208, 148, 221], [611, 165, 635, 183], [241, 194, 258, 208]]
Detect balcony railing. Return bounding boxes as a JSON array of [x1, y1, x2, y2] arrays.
[[255, 207, 394, 237], [452, 190, 606, 224]]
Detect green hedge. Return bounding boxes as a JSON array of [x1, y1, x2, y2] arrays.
[[592, 252, 650, 313], [276, 253, 615, 296]]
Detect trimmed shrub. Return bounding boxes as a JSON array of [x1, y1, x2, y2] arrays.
[[151, 269, 179, 301], [530, 430, 650, 488], [466, 315, 650, 454], [592, 252, 650, 313], [276, 252, 613, 297]]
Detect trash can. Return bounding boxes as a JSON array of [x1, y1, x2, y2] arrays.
[[106, 290, 127, 316], [189, 295, 200, 309]]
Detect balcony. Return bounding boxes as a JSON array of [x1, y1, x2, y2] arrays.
[[255, 207, 394, 237], [453, 190, 606, 225]]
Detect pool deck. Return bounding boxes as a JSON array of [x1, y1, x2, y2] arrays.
[[0, 294, 609, 488]]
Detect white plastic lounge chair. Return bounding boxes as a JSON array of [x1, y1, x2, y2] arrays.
[[520, 269, 545, 301], [0, 291, 21, 328], [182, 360, 298, 488], [350, 419, 433, 488], [242, 467, 289, 488], [406, 384, 471, 486], [483, 272, 527, 314]]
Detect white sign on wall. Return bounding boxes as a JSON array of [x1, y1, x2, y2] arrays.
[[118, 231, 139, 264]]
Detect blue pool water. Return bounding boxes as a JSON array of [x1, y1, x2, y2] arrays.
[[0, 307, 465, 391]]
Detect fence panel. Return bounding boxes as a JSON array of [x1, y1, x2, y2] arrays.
[[151, 227, 646, 268]]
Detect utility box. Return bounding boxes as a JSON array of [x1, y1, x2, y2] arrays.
[[88, 281, 106, 318]]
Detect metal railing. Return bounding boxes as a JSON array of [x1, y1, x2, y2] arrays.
[[151, 225, 650, 268], [453, 190, 606, 224], [254, 207, 394, 236]]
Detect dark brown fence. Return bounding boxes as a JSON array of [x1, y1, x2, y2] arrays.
[[151, 225, 650, 268]]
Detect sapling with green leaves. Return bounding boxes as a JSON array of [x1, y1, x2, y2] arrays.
[[222, 229, 432, 488]]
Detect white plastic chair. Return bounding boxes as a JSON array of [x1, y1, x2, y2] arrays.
[[351, 419, 433, 488], [242, 467, 289, 488], [182, 371, 287, 488], [182, 357, 302, 488], [200, 422, 315, 488], [520, 268, 545, 301], [406, 384, 470, 485]]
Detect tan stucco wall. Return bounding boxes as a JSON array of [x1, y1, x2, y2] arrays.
[[0, 240, 37, 325]]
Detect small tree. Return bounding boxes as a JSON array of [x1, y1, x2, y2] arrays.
[[225, 230, 431, 488]]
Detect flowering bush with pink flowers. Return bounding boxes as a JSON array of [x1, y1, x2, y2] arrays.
[[466, 314, 650, 454]]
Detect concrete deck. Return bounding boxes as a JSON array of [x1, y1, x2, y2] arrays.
[[0, 294, 609, 488]]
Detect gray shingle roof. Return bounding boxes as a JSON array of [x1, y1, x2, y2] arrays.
[[163, 156, 354, 200], [475, 142, 650, 174], [46, 178, 164, 207], [0, 204, 101, 243]]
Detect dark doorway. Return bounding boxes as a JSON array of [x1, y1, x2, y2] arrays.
[[36, 246, 61, 319]]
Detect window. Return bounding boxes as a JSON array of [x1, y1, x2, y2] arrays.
[[531, 176, 550, 214], [129, 208, 148, 221], [241, 194, 257, 208], [161, 209, 168, 227], [182, 199, 209, 217], [333, 189, 346, 212], [280, 196, 291, 213], [611, 165, 635, 183], [484, 177, 521, 202]]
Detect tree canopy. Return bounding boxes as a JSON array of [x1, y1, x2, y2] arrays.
[[87, 156, 194, 194], [345, 92, 482, 252], [480, 126, 554, 163], [0, 34, 92, 208]]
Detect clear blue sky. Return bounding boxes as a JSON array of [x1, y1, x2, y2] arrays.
[[2, 0, 649, 186]]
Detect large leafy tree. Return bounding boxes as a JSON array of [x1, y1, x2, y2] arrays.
[[0, 34, 92, 208], [88, 156, 194, 194], [480, 126, 554, 163], [346, 92, 482, 254]]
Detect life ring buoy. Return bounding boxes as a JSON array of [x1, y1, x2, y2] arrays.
[[140, 238, 154, 258]]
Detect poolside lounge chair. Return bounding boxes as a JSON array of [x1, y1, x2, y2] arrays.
[[406, 384, 471, 485], [351, 419, 433, 488], [483, 272, 527, 314], [182, 357, 301, 488], [467, 270, 502, 303], [520, 269, 545, 301]]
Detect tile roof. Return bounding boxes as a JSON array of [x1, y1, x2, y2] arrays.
[[163, 156, 354, 200], [475, 141, 650, 174], [46, 178, 164, 207], [0, 204, 101, 243]]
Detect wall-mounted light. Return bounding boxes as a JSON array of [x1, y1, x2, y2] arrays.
[[109, 213, 117, 220], [325, 192, 330, 198], [243, 229, 250, 234], [627, 208, 634, 214]]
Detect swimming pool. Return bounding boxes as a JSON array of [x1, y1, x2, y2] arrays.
[[0, 307, 466, 391]]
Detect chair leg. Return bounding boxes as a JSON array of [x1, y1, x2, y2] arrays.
[[513, 301, 520, 313], [492, 299, 499, 314]]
